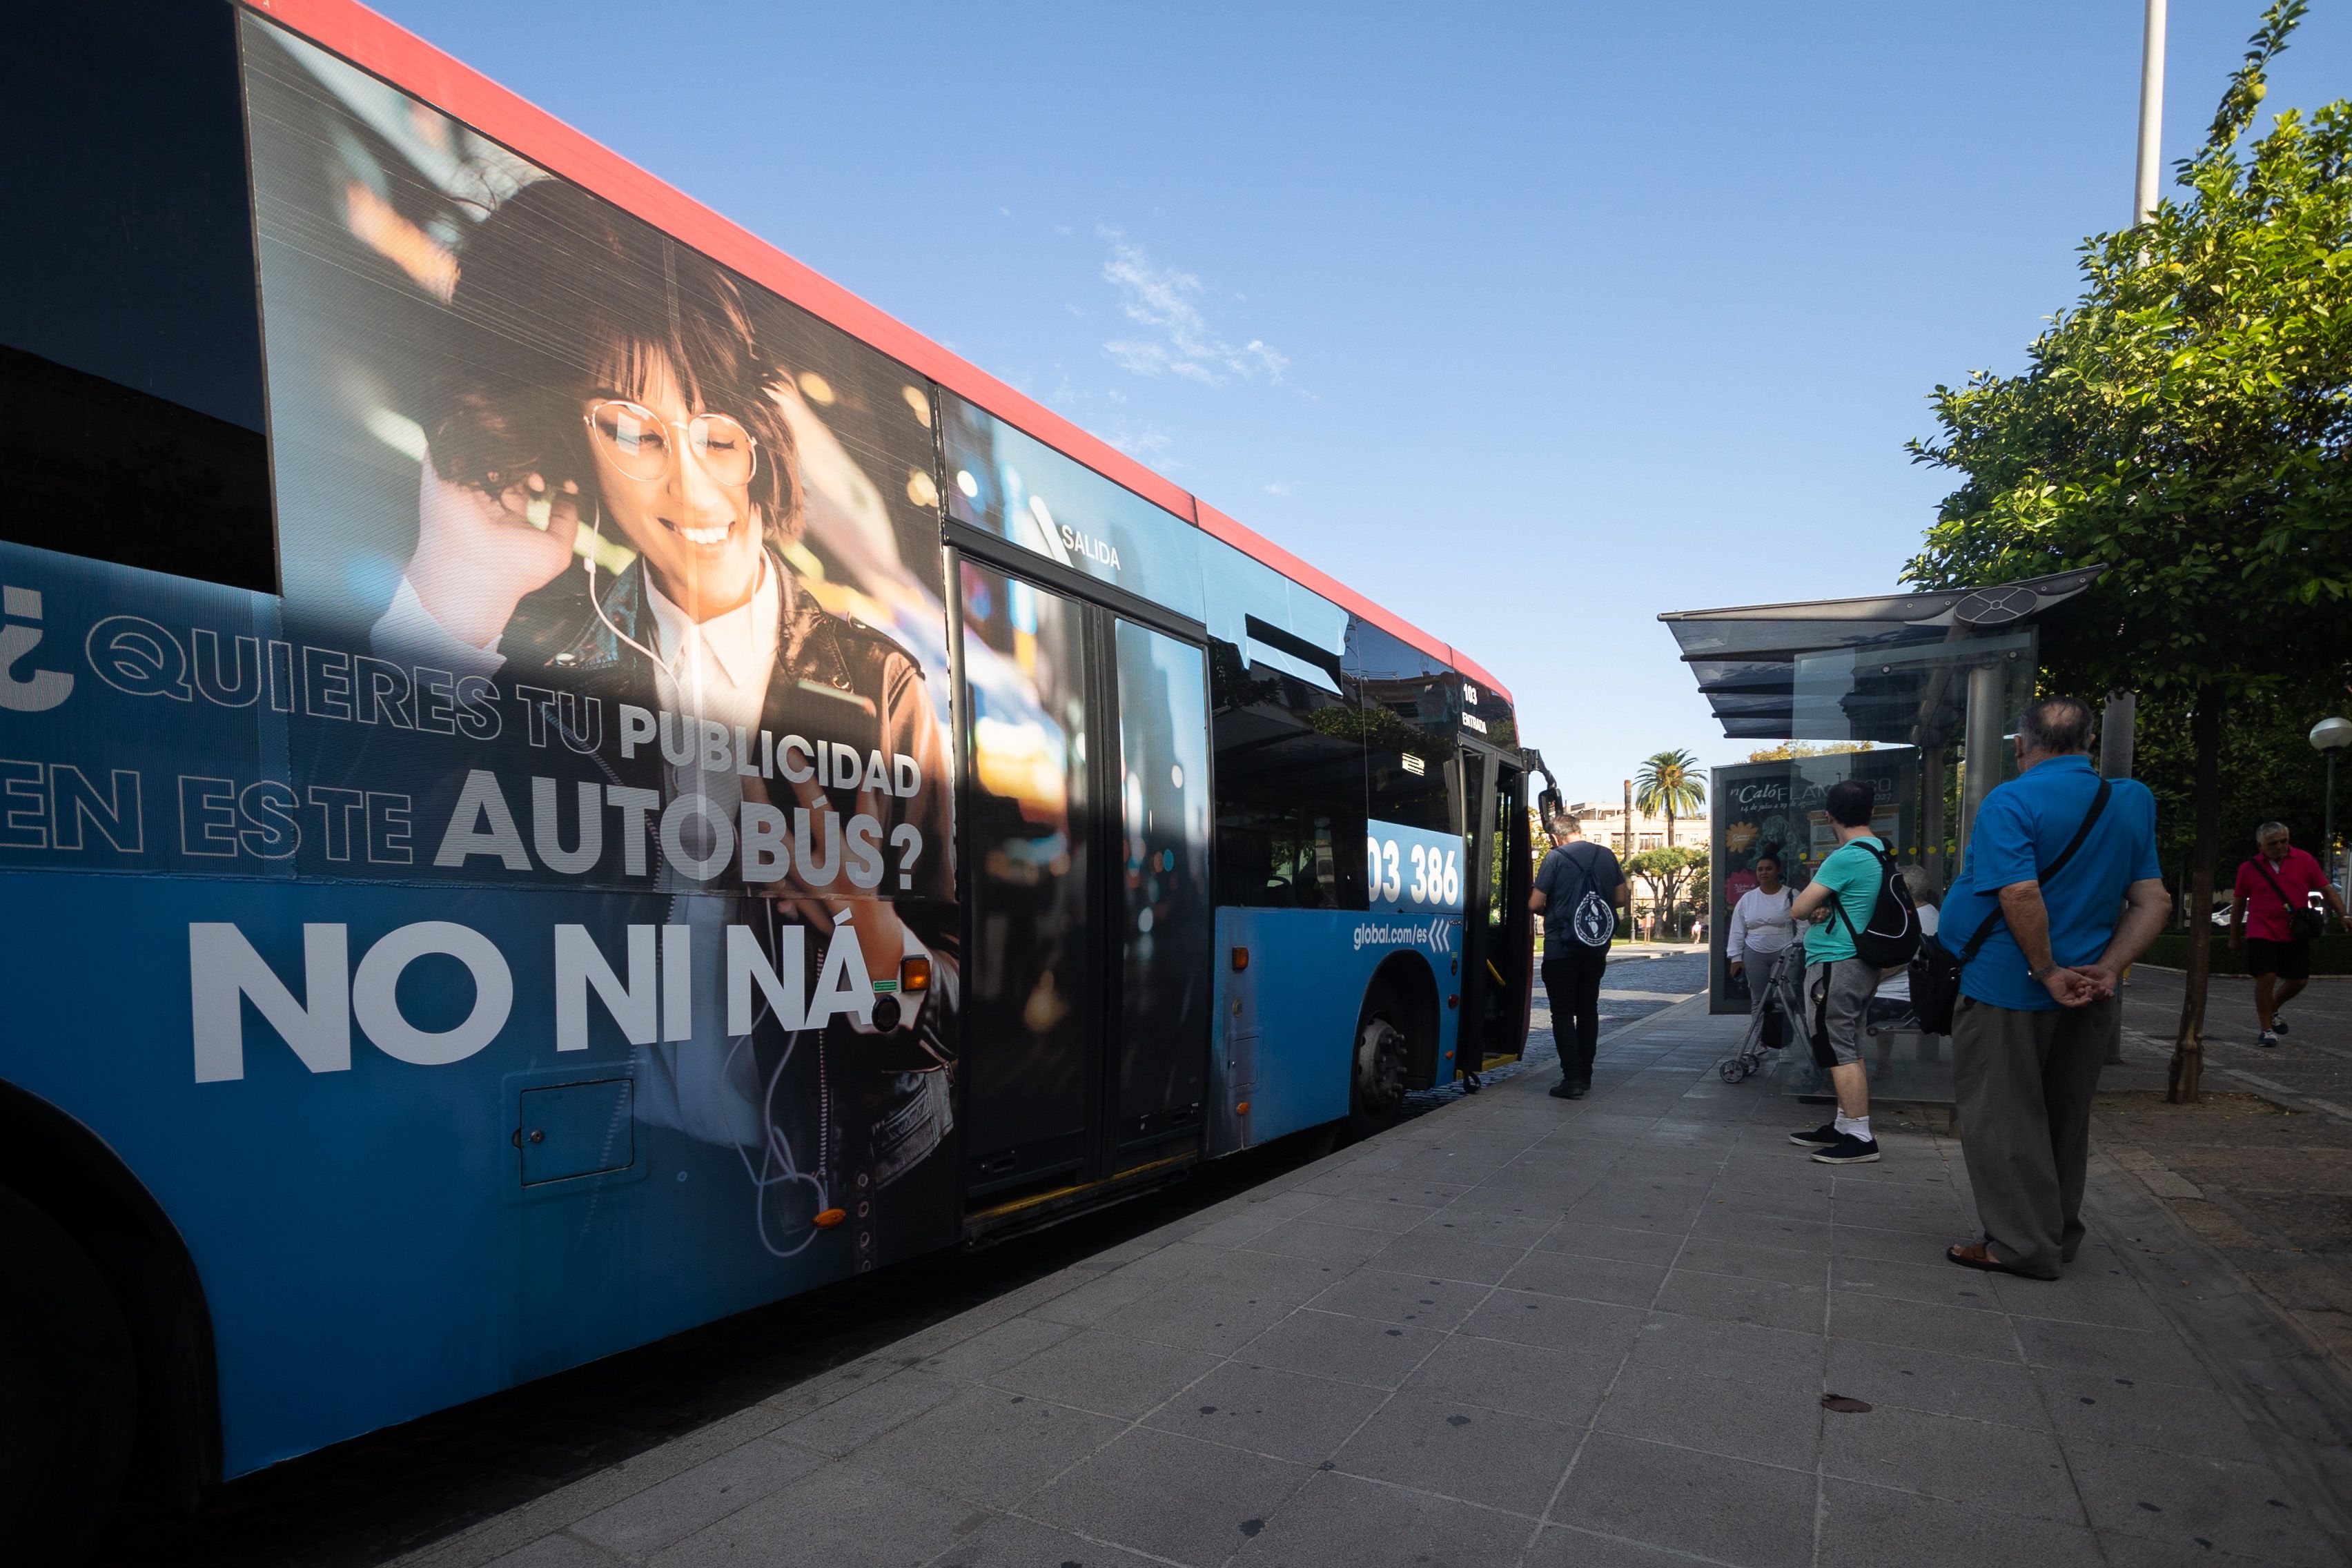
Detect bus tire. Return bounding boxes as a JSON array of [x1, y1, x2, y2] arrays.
[[1347, 981, 1413, 1138], [0, 1184, 137, 1567]]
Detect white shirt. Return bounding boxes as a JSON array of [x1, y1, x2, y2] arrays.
[[1727, 886, 1796, 963], [1874, 904, 1939, 999]]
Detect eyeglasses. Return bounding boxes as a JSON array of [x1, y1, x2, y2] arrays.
[[584, 399, 759, 487]]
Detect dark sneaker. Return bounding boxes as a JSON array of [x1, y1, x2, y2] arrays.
[[1549, 1079, 1587, 1100], [1789, 1123, 1840, 1148], [2273, 1012, 2291, 1036], [1810, 1133, 1881, 1165]]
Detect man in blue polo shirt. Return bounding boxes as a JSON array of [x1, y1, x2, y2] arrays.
[[1941, 696, 2170, 1280]]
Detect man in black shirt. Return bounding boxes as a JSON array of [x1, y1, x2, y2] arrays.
[[1531, 814, 1629, 1099]]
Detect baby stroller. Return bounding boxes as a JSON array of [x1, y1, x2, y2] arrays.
[[1717, 943, 1803, 1083]]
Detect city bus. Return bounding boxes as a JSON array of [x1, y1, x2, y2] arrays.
[[0, 0, 1536, 1554]]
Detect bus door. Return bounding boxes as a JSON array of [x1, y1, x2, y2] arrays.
[[1456, 744, 1533, 1069], [953, 560, 1214, 1206]]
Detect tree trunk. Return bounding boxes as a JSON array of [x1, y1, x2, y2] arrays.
[[2167, 687, 2224, 1103]]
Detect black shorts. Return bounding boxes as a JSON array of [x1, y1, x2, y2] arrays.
[[2246, 937, 2312, 980]]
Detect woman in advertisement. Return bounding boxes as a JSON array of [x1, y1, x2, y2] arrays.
[[371, 178, 957, 1271]]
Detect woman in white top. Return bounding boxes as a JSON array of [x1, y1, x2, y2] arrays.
[[1727, 851, 1797, 1025]]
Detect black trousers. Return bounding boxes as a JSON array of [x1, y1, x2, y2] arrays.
[[1542, 943, 1610, 1088]]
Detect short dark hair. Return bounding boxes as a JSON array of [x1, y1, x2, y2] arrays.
[[1824, 779, 1876, 828], [1753, 848, 1781, 869], [2019, 696, 2096, 756]]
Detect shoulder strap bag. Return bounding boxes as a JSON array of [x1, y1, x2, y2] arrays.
[[2249, 854, 2329, 941], [1910, 780, 2110, 1033]]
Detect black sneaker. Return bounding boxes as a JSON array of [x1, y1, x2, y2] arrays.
[[1549, 1079, 1588, 1100], [2273, 1012, 2291, 1037], [1810, 1133, 1881, 1165], [1789, 1123, 1840, 1148]]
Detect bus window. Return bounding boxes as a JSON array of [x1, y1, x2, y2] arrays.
[[1209, 638, 1367, 910], [1351, 622, 1456, 833], [1, 0, 274, 593]]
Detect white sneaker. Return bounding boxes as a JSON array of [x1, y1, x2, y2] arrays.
[[2259, 1030, 2280, 1048]]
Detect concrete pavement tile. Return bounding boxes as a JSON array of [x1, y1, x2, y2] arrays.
[[1627, 1312, 1826, 1396], [1296, 1172, 1471, 1206], [851, 1386, 1124, 1509], [1458, 1289, 1648, 1356], [925, 1513, 1163, 1568], [2011, 1317, 2215, 1388], [1820, 1402, 2083, 1525], [1184, 1208, 1295, 1248], [1091, 1282, 1296, 1355], [1500, 1250, 1669, 1308], [1830, 1217, 1968, 1266], [1693, 1207, 1832, 1251], [1823, 1337, 2049, 1427], [1523, 1525, 1748, 1567], [1551, 1433, 1816, 1568], [774, 1370, 961, 1458], [1366, 1228, 1527, 1285], [2033, 1366, 2269, 1463], [1027, 1270, 1164, 1329], [1533, 1222, 1686, 1266], [1829, 1255, 2006, 1315], [1403, 1334, 1622, 1424], [1144, 1360, 1389, 1465], [480, 1533, 631, 1568], [1815, 1477, 2104, 1568], [1653, 1269, 1827, 1333], [1573, 1193, 1707, 1234], [2093, 1529, 2322, 1567], [1242, 1308, 1449, 1389], [1302, 1268, 1490, 1331], [988, 1329, 1220, 1420], [1702, 1188, 1835, 1227], [1987, 1273, 2173, 1331], [1026, 1427, 1311, 1566], [1144, 1242, 1339, 1306], [1673, 1235, 1829, 1287], [1228, 1470, 1535, 1568], [1593, 1358, 1823, 1468], [2067, 1442, 2344, 1567], [572, 1435, 825, 1556], [650, 1460, 970, 1568], [1408, 1206, 1559, 1251], [1829, 1291, 2020, 1362], [916, 1317, 1078, 1382], [1238, 1218, 1399, 1266], [1330, 1389, 1584, 1516], [1305, 1195, 1447, 1233]]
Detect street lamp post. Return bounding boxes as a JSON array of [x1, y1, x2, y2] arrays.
[[2313, 716, 2352, 893]]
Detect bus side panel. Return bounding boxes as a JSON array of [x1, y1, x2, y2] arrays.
[[1206, 908, 1461, 1153], [0, 870, 888, 1478]]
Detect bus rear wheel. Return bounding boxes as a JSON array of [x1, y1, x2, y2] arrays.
[[0, 1184, 137, 1567], [1348, 984, 1412, 1138]]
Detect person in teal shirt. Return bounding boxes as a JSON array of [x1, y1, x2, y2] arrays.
[[1785, 781, 1890, 1164]]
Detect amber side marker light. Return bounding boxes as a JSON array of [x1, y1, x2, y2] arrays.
[[1232, 947, 1249, 972], [814, 1208, 847, 1228], [901, 955, 932, 993], [1235, 1101, 1252, 1115]]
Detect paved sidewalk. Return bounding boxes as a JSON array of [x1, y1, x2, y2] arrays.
[[398, 999, 2352, 1568]]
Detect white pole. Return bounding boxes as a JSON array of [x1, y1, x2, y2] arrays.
[[2135, 0, 2168, 225], [2104, 0, 2166, 792]]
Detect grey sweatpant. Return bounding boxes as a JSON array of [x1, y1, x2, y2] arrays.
[[1951, 993, 2119, 1278]]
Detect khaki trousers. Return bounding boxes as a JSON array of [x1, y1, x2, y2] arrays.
[[1951, 993, 2119, 1279]]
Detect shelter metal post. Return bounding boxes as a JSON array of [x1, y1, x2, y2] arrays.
[[1921, 744, 1948, 890], [2100, 692, 2137, 780], [1959, 661, 2006, 865]]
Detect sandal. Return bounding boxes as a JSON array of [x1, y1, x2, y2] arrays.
[[1946, 1242, 2020, 1274]]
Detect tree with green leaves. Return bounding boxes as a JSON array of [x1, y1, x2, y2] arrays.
[[1626, 845, 1709, 941], [1904, 0, 2352, 1100], [1634, 748, 1707, 848]]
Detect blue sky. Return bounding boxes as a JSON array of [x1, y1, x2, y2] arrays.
[[371, 0, 2352, 802]]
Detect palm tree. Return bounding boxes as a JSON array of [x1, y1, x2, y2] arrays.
[[1634, 748, 1707, 849]]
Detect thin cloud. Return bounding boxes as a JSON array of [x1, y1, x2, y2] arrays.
[[1098, 228, 1286, 387]]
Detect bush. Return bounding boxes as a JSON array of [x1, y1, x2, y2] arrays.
[[2139, 932, 2352, 977]]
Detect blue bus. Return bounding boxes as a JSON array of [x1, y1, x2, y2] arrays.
[[0, 1, 1537, 1555]]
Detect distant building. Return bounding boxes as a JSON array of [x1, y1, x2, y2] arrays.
[[1565, 801, 1711, 856]]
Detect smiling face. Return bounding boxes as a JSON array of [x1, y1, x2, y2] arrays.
[[582, 353, 764, 621]]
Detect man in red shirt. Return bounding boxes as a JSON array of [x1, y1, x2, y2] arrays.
[[2230, 821, 2348, 1046]]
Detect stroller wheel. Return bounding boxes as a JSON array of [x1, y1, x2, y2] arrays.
[[1739, 1057, 1760, 1081], [1718, 1058, 1743, 1084]]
